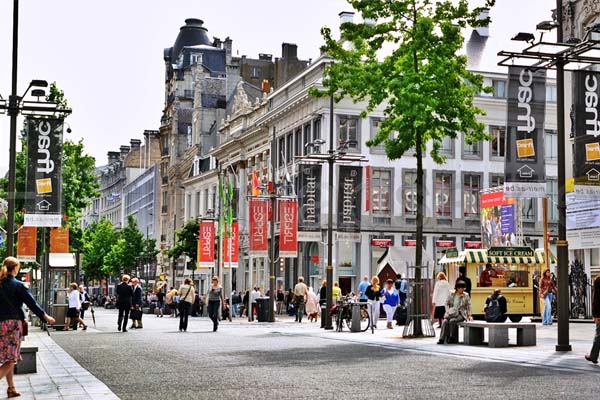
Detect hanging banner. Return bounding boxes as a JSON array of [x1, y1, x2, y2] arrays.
[[24, 117, 64, 227], [365, 166, 371, 212], [504, 67, 546, 198], [480, 189, 516, 248], [297, 164, 321, 230], [249, 198, 268, 256], [279, 200, 298, 257], [197, 220, 215, 269], [573, 69, 600, 194], [16, 226, 37, 262], [50, 227, 69, 253], [223, 221, 239, 268], [337, 165, 362, 232]]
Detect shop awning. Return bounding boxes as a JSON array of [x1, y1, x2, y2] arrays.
[[439, 252, 466, 266], [488, 250, 556, 266], [465, 250, 487, 264]]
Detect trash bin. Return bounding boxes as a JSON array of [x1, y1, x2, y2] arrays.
[[350, 303, 363, 332], [52, 304, 68, 330], [256, 297, 270, 322]]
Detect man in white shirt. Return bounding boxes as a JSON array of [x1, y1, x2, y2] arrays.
[[250, 287, 260, 321]]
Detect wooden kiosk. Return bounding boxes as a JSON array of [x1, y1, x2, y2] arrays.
[[441, 247, 554, 322]]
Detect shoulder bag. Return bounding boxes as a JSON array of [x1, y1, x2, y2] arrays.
[[178, 286, 192, 312]]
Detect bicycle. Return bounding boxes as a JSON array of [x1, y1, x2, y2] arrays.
[[330, 295, 370, 332]]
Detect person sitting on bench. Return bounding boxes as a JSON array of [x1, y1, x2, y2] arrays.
[[484, 289, 508, 323], [438, 280, 472, 344]]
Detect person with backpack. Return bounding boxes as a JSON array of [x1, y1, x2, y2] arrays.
[[484, 289, 507, 323]]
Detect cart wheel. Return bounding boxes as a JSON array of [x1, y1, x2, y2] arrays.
[[508, 315, 522, 323]]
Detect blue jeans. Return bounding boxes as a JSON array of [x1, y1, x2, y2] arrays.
[[542, 293, 553, 325], [232, 304, 240, 317]]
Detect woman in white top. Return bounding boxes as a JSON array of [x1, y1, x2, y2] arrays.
[[65, 282, 87, 331], [432, 272, 451, 328], [177, 278, 196, 332], [305, 287, 319, 322]]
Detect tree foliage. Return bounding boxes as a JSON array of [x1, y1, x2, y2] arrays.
[[82, 219, 117, 280], [119, 215, 145, 274], [168, 218, 198, 265], [316, 0, 495, 334]]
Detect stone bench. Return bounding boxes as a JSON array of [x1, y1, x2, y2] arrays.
[[14, 346, 38, 374], [459, 322, 536, 347]]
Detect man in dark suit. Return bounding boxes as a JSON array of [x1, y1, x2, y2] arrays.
[[130, 278, 144, 329], [116, 275, 133, 332]]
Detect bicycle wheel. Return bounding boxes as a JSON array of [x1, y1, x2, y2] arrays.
[[344, 307, 370, 332]]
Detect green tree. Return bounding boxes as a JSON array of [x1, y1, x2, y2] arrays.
[[118, 215, 145, 274], [315, 0, 494, 335], [103, 238, 126, 277], [168, 218, 198, 268], [82, 219, 117, 281]]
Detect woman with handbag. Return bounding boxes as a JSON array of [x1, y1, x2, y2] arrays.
[[539, 269, 557, 326], [177, 278, 196, 332], [1, 257, 56, 398], [206, 276, 225, 332], [65, 283, 87, 331]]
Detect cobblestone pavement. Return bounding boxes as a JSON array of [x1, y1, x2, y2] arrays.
[[42, 308, 600, 400]]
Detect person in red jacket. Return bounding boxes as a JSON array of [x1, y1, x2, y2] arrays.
[[585, 275, 600, 364]]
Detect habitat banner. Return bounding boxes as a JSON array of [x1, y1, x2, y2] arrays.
[[197, 220, 215, 269], [573, 70, 600, 191], [297, 164, 321, 230], [249, 198, 268, 256], [337, 165, 362, 232], [279, 200, 298, 257], [24, 117, 64, 227], [223, 221, 239, 268], [504, 67, 546, 198]]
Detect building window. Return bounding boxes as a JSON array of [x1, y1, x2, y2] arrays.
[[490, 126, 506, 158], [372, 169, 391, 216], [278, 137, 285, 168], [440, 136, 454, 157], [592, 248, 600, 266], [251, 67, 261, 78], [370, 118, 385, 154], [313, 119, 321, 141], [403, 170, 419, 215], [490, 174, 504, 189], [545, 129, 558, 161], [492, 79, 506, 98], [302, 124, 311, 155], [463, 174, 480, 217], [546, 85, 557, 102], [522, 198, 536, 221], [190, 53, 202, 64], [547, 179, 558, 221], [338, 115, 359, 151], [286, 133, 293, 164], [435, 172, 452, 217], [295, 128, 302, 158], [462, 134, 481, 158]]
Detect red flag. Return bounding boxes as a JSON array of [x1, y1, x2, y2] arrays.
[[223, 221, 239, 268], [249, 198, 268, 256], [198, 221, 215, 269], [279, 200, 298, 257]]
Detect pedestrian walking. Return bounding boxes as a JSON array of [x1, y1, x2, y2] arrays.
[[306, 287, 319, 322], [332, 281, 342, 301], [156, 288, 165, 317], [293, 277, 308, 323], [585, 275, 600, 365], [285, 288, 294, 315], [539, 269, 556, 325], [65, 283, 88, 331], [365, 276, 382, 329], [129, 278, 143, 329], [438, 281, 472, 344], [318, 280, 327, 328], [177, 278, 195, 332], [394, 274, 408, 306], [231, 291, 241, 317], [357, 276, 369, 302], [250, 287, 260, 321], [78, 285, 90, 327], [206, 276, 225, 332], [276, 289, 285, 315], [0, 257, 56, 398], [432, 272, 451, 328], [381, 279, 400, 329], [242, 290, 249, 318], [116, 275, 134, 332]]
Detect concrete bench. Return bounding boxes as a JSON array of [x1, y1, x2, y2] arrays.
[[459, 322, 536, 347], [14, 346, 38, 374]]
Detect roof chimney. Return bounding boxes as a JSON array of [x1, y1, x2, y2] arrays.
[[107, 151, 120, 164], [281, 43, 298, 60], [475, 8, 490, 37], [119, 145, 130, 158], [130, 139, 142, 149], [339, 11, 354, 25]]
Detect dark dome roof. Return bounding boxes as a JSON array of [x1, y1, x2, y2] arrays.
[[171, 18, 213, 60]]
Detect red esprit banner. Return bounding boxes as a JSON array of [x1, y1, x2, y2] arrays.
[[198, 221, 215, 269], [249, 198, 268, 256], [279, 200, 298, 257], [223, 221, 239, 268]]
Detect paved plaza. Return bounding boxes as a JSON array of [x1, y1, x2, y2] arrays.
[[9, 308, 599, 400]]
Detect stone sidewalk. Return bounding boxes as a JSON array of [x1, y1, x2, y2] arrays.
[[11, 328, 118, 400]]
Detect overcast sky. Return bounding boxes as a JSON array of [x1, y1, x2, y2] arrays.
[[0, 0, 554, 174]]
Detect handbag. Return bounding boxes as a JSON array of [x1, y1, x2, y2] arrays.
[[130, 308, 143, 320], [177, 286, 192, 312]]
